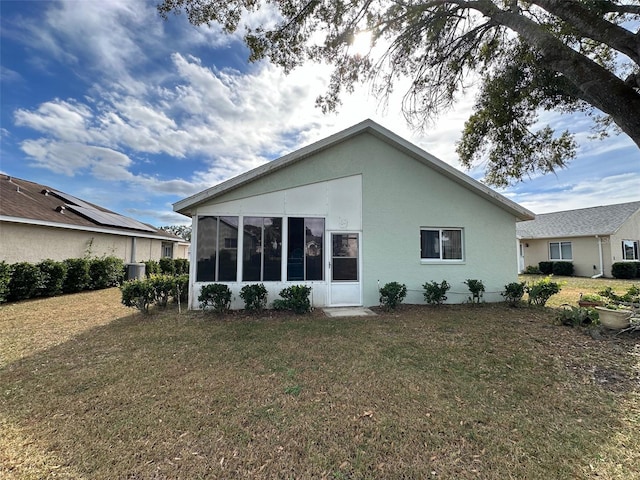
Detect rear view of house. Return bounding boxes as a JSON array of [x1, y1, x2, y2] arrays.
[[174, 120, 534, 310], [517, 201, 640, 277], [0, 175, 189, 265]]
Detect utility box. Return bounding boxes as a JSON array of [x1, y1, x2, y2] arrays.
[[125, 263, 146, 281]]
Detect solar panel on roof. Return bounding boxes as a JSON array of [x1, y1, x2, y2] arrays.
[[49, 189, 98, 210], [65, 205, 156, 232]]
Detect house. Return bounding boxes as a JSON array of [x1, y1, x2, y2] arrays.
[[174, 119, 534, 310], [516, 201, 640, 277], [0, 175, 189, 265]]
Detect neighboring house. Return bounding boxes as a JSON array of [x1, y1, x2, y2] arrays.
[[0, 175, 189, 264], [174, 119, 534, 310], [516, 201, 640, 277]]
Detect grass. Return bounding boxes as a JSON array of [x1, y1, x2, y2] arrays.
[[1, 278, 639, 479]]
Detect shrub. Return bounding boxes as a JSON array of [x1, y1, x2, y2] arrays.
[[121, 279, 156, 313], [37, 259, 67, 297], [144, 260, 161, 278], [464, 279, 485, 304], [423, 280, 450, 306], [523, 265, 542, 274], [379, 281, 407, 310], [8, 262, 42, 301], [503, 282, 526, 306], [0, 261, 12, 303], [240, 283, 268, 311], [174, 258, 189, 275], [159, 257, 176, 276], [538, 261, 553, 275], [90, 256, 124, 289], [526, 276, 561, 306], [635, 262, 640, 279], [150, 275, 176, 308], [611, 262, 637, 279], [63, 258, 90, 293], [552, 261, 574, 276], [199, 283, 232, 313], [273, 285, 312, 314], [173, 274, 189, 304], [556, 306, 599, 327]]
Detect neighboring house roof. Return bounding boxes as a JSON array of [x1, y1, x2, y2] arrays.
[[0, 175, 182, 242], [174, 119, 534, 221], [517, 201, 640, 239]]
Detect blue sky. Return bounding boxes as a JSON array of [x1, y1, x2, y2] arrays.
[[1, 0, 639, 228]]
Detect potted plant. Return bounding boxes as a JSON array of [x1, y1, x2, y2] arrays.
[[595, 304, 632, 329], [578, 293, 604, 308]]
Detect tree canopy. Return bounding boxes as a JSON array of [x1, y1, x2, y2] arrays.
[[158, 0, 640, 186]]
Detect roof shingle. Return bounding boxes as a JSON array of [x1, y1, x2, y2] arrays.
[[516, 201, 640, 239]]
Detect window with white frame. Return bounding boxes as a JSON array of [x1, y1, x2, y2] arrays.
[[549, 241, 572, 260], [420, 228, 463, 261], [622, 240, 639, 261], [196, 216, 239, 282]]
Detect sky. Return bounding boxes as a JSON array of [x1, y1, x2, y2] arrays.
[[1, 0, 639, 229]]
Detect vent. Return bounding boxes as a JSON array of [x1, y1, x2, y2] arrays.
[[56, 206, 66, 214]]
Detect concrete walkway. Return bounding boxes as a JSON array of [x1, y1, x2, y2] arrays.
[[322, 307, 377, 317]]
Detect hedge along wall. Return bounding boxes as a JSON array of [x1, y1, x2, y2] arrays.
[[1, 257, 190, 303]]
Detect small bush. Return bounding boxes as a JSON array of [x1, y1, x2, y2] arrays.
[[611, 262, 637, 279], [159, 257, 176, 276], [173, 274, 189, 304], [8, 262, 43, 301], [121, 279, 156, 313], [240, 283, 268, 311], [503, 282, 526, 306], [464, 279, 485, 304], [273, 285, 312, 314], [423, 280, 450, 306], [538, 261, 553, 275], [144, 260, 161, 278], [523, 265, 542, 274], [149, 275, 176, 308], [526, 276, 561, 306], [174, 258, 189, 275], [90, 256, 124, 289], [556, 306, 599, 327], [552, 261, 574, 276], [63, 258, 91, 293], [379, 281, 407, 310], [37, 259, 67, 297], [199, 283, 232, 313], [0, 261, 12, 303]]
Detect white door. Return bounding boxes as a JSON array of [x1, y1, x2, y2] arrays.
[[329, 232, 362, 306], [518, 242, 525, 273]]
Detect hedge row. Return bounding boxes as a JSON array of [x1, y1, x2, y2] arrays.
[[611, 261, 640, 279], [121, 274, 189, 313], [0, 257, 190, 304], [538, 261, 574, 276]]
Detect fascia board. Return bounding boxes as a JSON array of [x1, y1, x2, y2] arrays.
[[1, 216, 181, 242]]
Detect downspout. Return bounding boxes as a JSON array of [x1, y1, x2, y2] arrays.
[[591, 235, 603, 279], [131, 237, 137, 263]]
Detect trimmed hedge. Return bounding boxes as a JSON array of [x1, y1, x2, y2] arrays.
[[37, 259, 67, 297], [8, 262, 42, 301], [552, 261, 574, 276], [611, 262, 637, 279], [539, 261, 573, 276], [63, 258, 91, 293], [0, 261, 11, 303], [1, 256, 186, 304]]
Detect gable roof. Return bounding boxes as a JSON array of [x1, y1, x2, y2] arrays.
[[174, 119, 534, 221], [516, 201, 640, 239], [0, 175, 182, 242]]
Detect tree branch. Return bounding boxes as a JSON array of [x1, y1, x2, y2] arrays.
[[530, 0, 640, 64]]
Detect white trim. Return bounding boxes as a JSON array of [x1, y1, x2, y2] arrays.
[[0, 215, 180, 242]]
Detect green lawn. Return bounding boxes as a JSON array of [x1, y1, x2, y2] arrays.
[[1, 280, 638, 479]]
